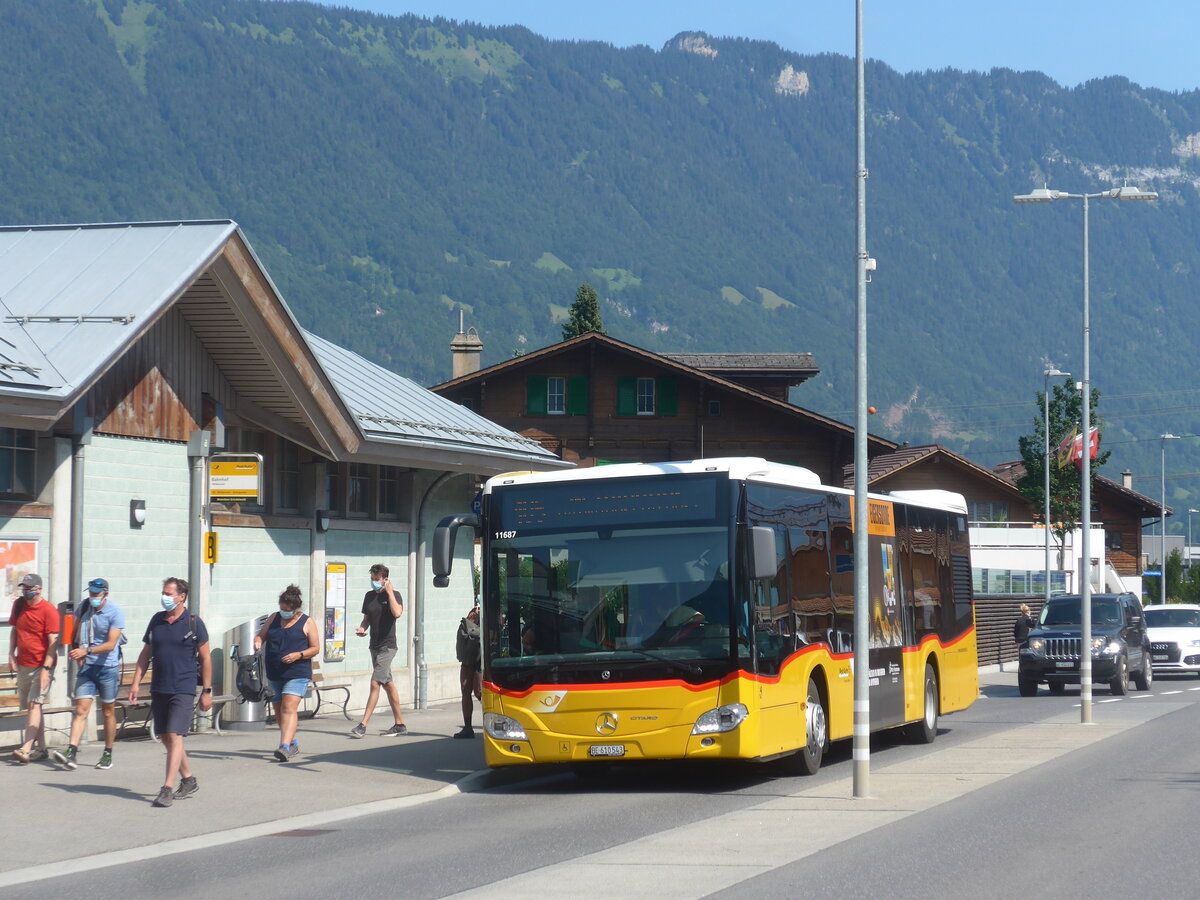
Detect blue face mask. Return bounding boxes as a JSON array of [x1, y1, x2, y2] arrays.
[[371, 580, 383, 591], [161, 594, 177, 611], [89, 595, 104, 609], [279, 609, 295, 620]]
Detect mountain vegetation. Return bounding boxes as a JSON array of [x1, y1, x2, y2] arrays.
[[4, 0, 1200, 515]]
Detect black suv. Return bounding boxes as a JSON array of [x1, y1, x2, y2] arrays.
[[1018, 592, 1153, 696]]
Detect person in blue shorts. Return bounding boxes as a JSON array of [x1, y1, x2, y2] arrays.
[[254, 584, 319, 761], [52, 578, 125, 771], [129, 577, 213, 808]]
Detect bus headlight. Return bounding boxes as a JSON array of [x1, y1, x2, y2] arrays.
[[691, 703, 749, 735], [483, 713, 528, 741]]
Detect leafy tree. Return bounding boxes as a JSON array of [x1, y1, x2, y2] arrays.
[[561, 283, 605, 339], [1015, 382, 1111, 570], [1144, 548, 1187, 604]]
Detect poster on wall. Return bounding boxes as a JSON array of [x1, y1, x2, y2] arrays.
[[1, 539, 39, 620], [324, 562, 347, 661]]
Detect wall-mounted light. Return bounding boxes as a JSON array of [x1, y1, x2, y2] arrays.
[[130, 499, 146, 528], [315, 509, 331, 533]]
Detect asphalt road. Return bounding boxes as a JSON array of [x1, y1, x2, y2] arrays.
[[13, 673, 1200, 899]]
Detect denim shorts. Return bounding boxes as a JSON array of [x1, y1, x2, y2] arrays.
[[269, 677, 310, 703], [74, 663, 120, 704]]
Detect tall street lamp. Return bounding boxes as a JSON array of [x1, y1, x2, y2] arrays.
[[1161, 433, 1180, 604], [1043, 367, 1071, 602], [1189, 509, 1199, 569], [1014, 184, 1158, 724]]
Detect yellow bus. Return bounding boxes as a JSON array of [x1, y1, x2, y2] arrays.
[[433, 458, 977, 773]]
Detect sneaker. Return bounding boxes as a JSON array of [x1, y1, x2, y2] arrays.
[[50, 747, 78, 771], [381, 724, 408, 736], [273, 744, 289, 762], [349, 723, 367, 738], [453, 726, 475, 739], [152, 786, 174, 808], [95, 749, 113, 770], [28, 748, 49, 762], [10, 748, 29, 764], [173, 776, 198, 800]]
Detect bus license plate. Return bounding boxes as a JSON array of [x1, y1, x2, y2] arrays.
[[588, 744, 625, 758], [1056, 660, 1075, 668]]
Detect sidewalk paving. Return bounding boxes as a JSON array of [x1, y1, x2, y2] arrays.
[[0, 702, 485, 874]]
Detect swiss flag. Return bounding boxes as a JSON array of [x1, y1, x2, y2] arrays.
[[1071, 427, 1100, 470]]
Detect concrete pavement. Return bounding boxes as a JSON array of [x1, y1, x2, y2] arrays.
[[0, 701, 487, 879]]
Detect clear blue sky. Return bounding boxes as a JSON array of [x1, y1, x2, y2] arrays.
[[312, 1, 1199, 93]]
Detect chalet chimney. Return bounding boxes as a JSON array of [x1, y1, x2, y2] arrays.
[[450, 309, 483, 378], [1122, 469, 1132, 490]]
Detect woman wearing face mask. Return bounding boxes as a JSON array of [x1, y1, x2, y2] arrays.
[[254, 584, 319, 761]]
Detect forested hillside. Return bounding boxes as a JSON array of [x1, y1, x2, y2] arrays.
[[4, 0, 1200, 507]]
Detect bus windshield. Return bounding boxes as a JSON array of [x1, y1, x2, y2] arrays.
[[484, 474, 737, 686]]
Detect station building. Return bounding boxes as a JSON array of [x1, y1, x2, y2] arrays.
[[0, 220, 566, 734]]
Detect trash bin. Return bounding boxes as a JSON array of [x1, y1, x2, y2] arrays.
[[223, 615, 269, 731]]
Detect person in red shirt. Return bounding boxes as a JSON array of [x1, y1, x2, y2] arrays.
[[8, 573, 60, 764]]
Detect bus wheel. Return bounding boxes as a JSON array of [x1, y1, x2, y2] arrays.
[[904, 664, 939, 744], [793, 678, 827, 776]]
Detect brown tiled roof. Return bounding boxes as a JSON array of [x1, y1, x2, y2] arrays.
[[843, 444, 1027, 500], [993, 460, 1166, 516], [662, 352, 818, 373]]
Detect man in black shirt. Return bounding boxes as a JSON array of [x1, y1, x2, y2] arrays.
[[350, 564, 407, 737]]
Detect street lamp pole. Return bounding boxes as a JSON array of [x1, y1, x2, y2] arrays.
[[1044, 367, 1070, 602], [1188, 509, 1199, 569], [1161, 433, 1180, 605], [1014, 184, 1157, 724]]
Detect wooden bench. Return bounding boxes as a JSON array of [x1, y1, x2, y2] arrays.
[[114, 660, 236, 739], [302, 658, 352, 720], [1, 661, 76, 741]]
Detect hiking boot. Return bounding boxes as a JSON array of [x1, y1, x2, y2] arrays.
[[51, 747, 78, 770], [173, 776, 198, 799], [349, 723, 367, 738], [382, 723, 408, 736], [10, 748, 29, 764], [28, 748, 49, 762], [152, 786, 174, 808], [453, 726, 475, 739], [95, 749, 113, 770]]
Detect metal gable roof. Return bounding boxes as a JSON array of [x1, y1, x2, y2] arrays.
[[303, 330, 567, 467], [0, 220, 237, 398]]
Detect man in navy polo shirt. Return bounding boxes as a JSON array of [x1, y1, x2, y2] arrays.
[[53, 577, 126, 771], [129, 577, 213, 808]]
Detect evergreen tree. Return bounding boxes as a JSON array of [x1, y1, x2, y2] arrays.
[[1015, 382, 1111, 569], [561, 283, 605, 339]]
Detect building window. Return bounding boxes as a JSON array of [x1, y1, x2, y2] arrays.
[[379, 466, 400, 518], [708, 400, 721, 416], [276, 438, 300, 512], [324, 464, 341, 515], [0, 428, 35, 497], [636, 378, 656, 415], [970, 501, 1008, 524], [527, 376, 588, 415], [348, 463, 370, 516], [547, 377, 566, 414]]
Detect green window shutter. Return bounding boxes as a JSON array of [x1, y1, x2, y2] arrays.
[[616, 377, 637, 416], [567, 376, 589, 415], [657, 377, 678, 416], [526, 377, 547, 415]]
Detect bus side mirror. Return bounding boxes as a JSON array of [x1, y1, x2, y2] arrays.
[[433, 513, 481, 587], [748, 526, 778, 581]]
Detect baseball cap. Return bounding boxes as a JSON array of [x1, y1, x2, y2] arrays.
[[88, 577, 109, 592], [19, 573, 42, 588]]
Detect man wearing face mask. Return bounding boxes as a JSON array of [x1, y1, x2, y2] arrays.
[[8, 573, 60, 764], [129, 577, 213, 807], [349, 563, 407, 737], [52, 578, 125, 771]]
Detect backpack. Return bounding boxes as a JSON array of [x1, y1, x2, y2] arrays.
[[455, 613, 481, 666], [234, 649, 273, 703]]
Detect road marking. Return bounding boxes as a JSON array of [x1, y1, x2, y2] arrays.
[[449, 706, 1183, 899], [0, 770, 493, 889], [1098, 698, 1122, 703], [1161, 690, 1183, 695]]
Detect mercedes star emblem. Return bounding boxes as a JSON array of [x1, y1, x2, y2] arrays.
[[595, 712, 618, 735]]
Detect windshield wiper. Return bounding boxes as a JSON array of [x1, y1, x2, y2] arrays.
[[620, 648, 703, 679]]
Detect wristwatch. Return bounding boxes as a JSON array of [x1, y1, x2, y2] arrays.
[[201, 687, 213, 694], [43, 665, 54, 671]]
